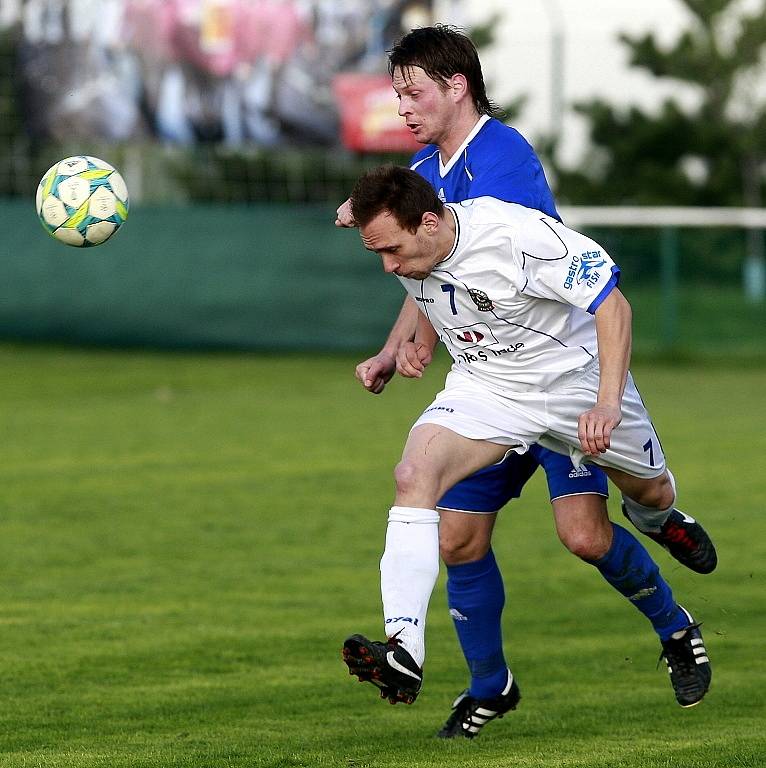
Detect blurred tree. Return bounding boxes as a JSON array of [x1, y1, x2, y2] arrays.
[[470, 14, 526, 122], [552, 0, 766, 207], [0, 26, 25, 196]]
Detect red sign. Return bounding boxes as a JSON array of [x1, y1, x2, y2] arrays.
[[333, 73, 421, 153]]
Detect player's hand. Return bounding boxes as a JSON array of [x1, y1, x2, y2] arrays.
[[355, 352, 396, 394], [577, 403, 622, 456], [396, 342, 433, 379], [335, 198, 356, 228]]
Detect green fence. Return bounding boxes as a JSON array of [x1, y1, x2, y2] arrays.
[[0, 200, 405, 351], [1, 201, 764, 360]]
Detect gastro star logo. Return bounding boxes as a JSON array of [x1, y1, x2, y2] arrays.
[[468, 288, 494, 311], [565, 250, 607, 290], [578, 250, 607, 283], [456, 330, 484, 343]]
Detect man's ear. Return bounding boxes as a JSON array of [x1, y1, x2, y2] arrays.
[[449, 73, 469, 103], [421, 211, 440, 232]]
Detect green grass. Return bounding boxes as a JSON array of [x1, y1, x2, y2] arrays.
[[0, 344, 764, 767]]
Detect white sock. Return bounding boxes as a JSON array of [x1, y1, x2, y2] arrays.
[[622, 469, 677, 533], [379, 506, 440, 667]]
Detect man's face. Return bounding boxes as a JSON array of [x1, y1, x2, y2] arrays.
[[360, 210, 441, 280], [392, 65, 458, 146]]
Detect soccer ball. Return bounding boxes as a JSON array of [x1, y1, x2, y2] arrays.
[[36, 156, 129, 247]]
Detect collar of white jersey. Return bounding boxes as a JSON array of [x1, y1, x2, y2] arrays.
[[433, 205, 461, 270], [438, 114, 492, 177]]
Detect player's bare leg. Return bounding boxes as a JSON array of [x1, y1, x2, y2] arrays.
[[438, 509, 496, 565], [393, 425, 510, 508], [552, 494, 612, 560]]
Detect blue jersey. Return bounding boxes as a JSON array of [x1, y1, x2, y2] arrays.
[[410, 116, 560, 220]]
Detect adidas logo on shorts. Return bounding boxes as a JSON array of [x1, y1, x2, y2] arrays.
[[568, 466, 592, 479]]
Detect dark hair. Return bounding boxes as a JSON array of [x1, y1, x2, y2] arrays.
[[388, 24, 499, 117], [350, 165, 444, 233]]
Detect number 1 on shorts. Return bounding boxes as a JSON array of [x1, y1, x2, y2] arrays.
[[643, 438, 655, 467]]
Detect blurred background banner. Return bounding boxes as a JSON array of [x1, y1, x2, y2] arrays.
[[5, 0, 432, 147], [0, 0, 764, 359], [333, 73, 420, 152]]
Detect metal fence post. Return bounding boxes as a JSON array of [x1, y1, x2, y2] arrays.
[[660, 227, 679, 349], [744, 228, 765, 303]]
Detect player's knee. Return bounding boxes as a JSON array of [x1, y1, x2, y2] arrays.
[[439, 529, 490, 565], [559, 526, 611, 561], [393, 458, 418, 494], [393, 458, 439, 502], [628, 473, 675, 509]]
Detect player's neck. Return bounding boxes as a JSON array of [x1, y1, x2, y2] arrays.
[[434, 206, 459, 265], [438, 111, 485, 163]]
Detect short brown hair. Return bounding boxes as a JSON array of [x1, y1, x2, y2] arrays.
[[350, 166, 444, 233]]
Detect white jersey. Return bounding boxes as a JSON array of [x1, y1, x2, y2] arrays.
[[396, 197, 621, 394]]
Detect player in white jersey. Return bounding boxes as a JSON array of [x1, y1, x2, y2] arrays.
[[340, 26, 714, 734], [342, 165, 712, 714]]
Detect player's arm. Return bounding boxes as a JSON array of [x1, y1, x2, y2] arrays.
[[355, 298, 421, 394], [336, 193, 417, 392], [397, 312, 438, 379], [578, 289, 632, 456]]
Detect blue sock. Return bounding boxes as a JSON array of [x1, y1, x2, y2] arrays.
[[590, 523, 688, 641], [446, 549, 509, 698]]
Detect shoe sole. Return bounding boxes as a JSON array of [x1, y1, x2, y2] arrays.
[[342, 636, 419, 705], [437, 701, 520, 739]]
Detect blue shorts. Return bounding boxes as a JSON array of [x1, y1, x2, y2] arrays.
[[437, 445, 608, 513]]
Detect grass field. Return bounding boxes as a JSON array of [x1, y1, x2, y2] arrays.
[[1, 344, 764, 767]]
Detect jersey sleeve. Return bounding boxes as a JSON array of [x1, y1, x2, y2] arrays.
[[513, 216, 620, 313]]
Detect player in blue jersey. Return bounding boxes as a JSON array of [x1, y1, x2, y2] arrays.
[[337, 26, 716, 735]]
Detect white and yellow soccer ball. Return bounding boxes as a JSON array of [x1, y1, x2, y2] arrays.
[[36, 156, 129, 247]]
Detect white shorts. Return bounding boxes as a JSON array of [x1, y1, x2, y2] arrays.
[[411, 362, 666, 479]]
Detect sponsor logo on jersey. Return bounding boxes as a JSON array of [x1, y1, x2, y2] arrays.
[[415, 296, 435, 303], [467, 288, 494, 311], [568, 466, 593, 479], [444, 322, 497, 349], [449, 608, 468, 622], [564, 250, 607, 291]]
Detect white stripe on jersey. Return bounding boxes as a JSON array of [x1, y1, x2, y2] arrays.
[[410, 149, 439, 172], [397, 197, 619, 395], [438, 115, 491, 177]]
